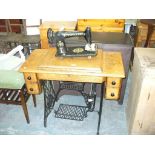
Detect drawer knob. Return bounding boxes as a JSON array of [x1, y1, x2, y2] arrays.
[[27, 76, 31, 80], [30, 88, 33, 91], [112, 81, 116, 85], [111, 93, 115, 97]]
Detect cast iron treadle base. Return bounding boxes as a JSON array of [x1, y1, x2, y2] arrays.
[[59, 82, 84, 91], [55, 104, 88, 121]]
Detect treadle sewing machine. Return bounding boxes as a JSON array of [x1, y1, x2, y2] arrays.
[[20, 27, 125, 135], [47, 27, 97, 57]]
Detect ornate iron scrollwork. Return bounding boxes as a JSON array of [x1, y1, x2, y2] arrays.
[[42, 80, 56, 127]]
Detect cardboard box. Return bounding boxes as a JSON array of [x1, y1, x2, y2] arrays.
[[126, 48, 155, 134]]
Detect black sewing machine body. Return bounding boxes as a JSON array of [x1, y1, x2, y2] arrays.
[[47, 27, 97, 57]]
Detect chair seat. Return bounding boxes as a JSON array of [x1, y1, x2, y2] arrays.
[[0, 54, 23, 70], [0, 70, 25, 89]]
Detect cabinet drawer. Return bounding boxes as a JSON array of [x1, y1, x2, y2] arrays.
[[105, 87, 120, 100], [24, 73, 42, 94], [106, 77, 121, 88]]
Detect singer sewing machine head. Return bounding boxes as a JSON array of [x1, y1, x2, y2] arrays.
[[47, 27, 97, 57]]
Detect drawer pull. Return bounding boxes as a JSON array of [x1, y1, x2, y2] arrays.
[[112, 81, 116, 85], [27, 76, 31, 80], [30, 88, 33, 91], [111, 93, 115, 97]]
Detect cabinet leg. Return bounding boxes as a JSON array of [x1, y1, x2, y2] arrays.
[[20, 90, 30, 124], [32, 94, 36, 107], [97, 82, 104, 135]]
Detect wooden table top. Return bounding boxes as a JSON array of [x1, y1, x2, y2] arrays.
[[140, 19, 155, 26], [20, 48, 125, 79], [39, 21, 76, 31]]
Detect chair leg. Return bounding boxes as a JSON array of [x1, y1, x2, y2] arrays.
[[32, 94, 36, 107], [20, 90, 30, 124]]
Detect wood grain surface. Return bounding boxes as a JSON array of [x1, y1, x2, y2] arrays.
[[20, 48, 125, 99]]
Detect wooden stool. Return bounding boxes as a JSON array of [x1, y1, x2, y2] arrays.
[[140, 19, 155, 47], [0, 70, 36, 124]]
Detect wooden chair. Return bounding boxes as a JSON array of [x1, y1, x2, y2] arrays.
[[0, 84, 36, 124], [0, 45, 36, 123]]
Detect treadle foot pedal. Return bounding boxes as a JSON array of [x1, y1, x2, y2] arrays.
[[55, 104, 88, 121]]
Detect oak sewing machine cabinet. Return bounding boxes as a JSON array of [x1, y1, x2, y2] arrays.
[[20, 48, 125, 133], [19, 47, 125, 134]]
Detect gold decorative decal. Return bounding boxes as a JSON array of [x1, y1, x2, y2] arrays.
[[73, 48, 84, 53]]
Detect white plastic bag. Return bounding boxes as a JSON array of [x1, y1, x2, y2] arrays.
[[0, 45, 25, 71]]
